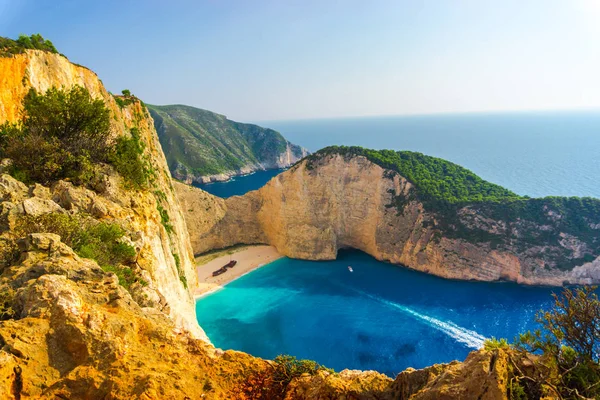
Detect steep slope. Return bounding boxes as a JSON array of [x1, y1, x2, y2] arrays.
[[179, 147, 600, 285], [0, 49, 203, 337], [148, 104, 309, 184], [0, 43, 566, 399]]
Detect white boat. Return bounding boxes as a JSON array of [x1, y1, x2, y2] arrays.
[[348, 266, 353, 272]]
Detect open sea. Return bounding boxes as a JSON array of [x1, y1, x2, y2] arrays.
[[195, 111, 600, 374]]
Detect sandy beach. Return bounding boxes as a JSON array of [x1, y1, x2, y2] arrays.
[[193, 245, 283, 298]]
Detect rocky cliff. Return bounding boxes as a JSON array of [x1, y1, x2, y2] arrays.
[[0, 49, 203, 338], [147, 104, 309, 184], [181, 149, 600, 285], [0, 44, 567, 399]]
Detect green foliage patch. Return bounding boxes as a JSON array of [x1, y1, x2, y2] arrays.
[[305, 146, 521, 205], [483, 337, 510, 351], [113, 89, 136, 109], [0, 86, 151, 189], [515, 287, 600, 399], [0, 34, 58, 57], [172, 252, 187, 289], [14, 213, 140, 289], [109, 127, 153, 189], [147, 104, 304, 178]]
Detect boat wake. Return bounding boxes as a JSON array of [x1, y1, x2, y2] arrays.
[[349, 287, 487, 349]]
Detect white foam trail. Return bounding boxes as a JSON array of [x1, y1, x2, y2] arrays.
[[352, 288, 487, 349]]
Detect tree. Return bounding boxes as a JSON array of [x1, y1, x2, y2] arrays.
[[0, 85, 149, 188], [0, 86, 111, 185], [517, 286, 600, 398], [22, 86, 111, 161], [121, 89, 131, 97]]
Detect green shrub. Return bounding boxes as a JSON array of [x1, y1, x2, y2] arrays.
[[109, 128, 152, 189], [171, 252, 188, 289], [0, 86, 111, 185], [14, 213, 140, 289], [515, 287, 600, 399], [0, 86, 152, 190], [157, 205, 173, 233], [483, 337, 510, 351], [0, 34, 58, 57], [0, 287, 16, 321]]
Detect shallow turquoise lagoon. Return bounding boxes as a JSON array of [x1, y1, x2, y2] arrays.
[[195, 250, 558, 376]]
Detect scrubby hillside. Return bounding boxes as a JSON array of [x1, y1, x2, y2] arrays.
[[147, 104, 308, 184]]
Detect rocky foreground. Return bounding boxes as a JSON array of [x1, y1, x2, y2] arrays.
[[0, 229, 541, 398]]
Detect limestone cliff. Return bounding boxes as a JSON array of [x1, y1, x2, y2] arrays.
[[0, 46, 565, 399], [0, 50, 203, 338], [147, 104, 309, 184], [181, 152, 600, 285]]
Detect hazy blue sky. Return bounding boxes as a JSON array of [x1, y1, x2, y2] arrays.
[[1, 0, 599, 121]]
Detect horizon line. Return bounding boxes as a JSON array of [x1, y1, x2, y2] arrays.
[[253, 106, 600, 125]]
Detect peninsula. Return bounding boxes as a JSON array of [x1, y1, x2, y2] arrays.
[[179, 146, 600, 286]]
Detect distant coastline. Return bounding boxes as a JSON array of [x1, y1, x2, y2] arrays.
[[192, 168, 286, 198]]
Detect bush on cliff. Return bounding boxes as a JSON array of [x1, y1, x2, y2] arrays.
[[0, 86, 151, 189], [509, 286, 600, 399], [0, 86, 110, 185], [0, 34, 58, 57], [14, 213, 139, 289], [235, 354, 331, 399], [108, 127, 153, 189], [305, 146, 522, 205]]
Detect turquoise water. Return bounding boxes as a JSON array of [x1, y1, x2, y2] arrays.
[[194, 169, 284, 198], [196, 251, 558, 376], [195, 111, 600, 375], [264, 111, 600, 199]]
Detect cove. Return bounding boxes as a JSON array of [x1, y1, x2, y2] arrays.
[[195, 250, 558, 377], [193, 169, 285, 198]]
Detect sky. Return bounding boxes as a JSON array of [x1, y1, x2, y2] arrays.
[[1, 0, 600, 121]]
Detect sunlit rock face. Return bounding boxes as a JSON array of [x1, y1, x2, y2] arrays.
[[0, 50, 203, 338], [181, 153, 600, 286]]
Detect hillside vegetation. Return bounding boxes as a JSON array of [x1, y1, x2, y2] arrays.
[[306, 146, 522, 204], [0, 34, 58, 57], [147, 104, 306, 181], [307, 146, 600, 269]]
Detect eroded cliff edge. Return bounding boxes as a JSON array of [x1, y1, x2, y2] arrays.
[[180, 149, 600, 286], [0, 49, 203, 337]]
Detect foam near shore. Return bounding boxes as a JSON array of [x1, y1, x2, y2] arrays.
[[194, 245, 283, 298]]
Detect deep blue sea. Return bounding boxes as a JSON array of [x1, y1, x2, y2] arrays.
[[265, 111, 600, 199], [195, 111, 600, 374], [194, 169, 283, 198], [196, 251, 558, 376]]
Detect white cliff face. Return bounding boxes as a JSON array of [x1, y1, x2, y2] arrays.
[[177, 154, 600, 287], [0, 50, 205, 339]]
